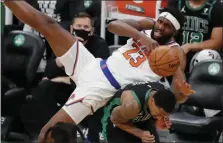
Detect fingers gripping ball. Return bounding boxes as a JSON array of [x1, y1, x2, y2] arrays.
[[149, 46, 180, 77]]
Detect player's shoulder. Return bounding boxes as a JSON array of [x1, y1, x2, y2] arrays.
[[125, 81, 151, 89], [167, 41, 183, 53], [124, 81, 168, 91]]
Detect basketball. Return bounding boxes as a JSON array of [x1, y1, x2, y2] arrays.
[[149, 46, 180, 77]]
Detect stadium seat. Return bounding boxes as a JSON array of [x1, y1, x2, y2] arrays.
[[170, 60, 222, 142], [2, 30, 45, 115], [2, 31, 45, 141]]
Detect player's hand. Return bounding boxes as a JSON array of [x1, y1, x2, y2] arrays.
[[138, 33, 159, 52], [174, 78, 196, 96], [140, 131, 155, 143], [163, 116, 172, 129]]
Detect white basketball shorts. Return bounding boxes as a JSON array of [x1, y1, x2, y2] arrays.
[[57, 41, 117, 124]]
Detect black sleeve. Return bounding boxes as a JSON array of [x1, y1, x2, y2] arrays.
[[211, 0, 223, 27], [167, 0, 178, 7], [94, 38, 110, 59]]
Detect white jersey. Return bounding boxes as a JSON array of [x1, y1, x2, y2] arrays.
[[107, 30, 180, 88], [59, 29, 180, 121]]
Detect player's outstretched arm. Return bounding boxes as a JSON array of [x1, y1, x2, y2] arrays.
[[107, 19, 159, 50], [172, 47, 195, 103], [4, 1, 76, 57], [107, 18, 154, 39], [38, 109, 75, 143]]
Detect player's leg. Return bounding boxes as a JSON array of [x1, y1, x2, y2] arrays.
[[4, 1, 75, 57], [39, 85, 109, 143], [86, 107, 104, 142], [57, 41, 95, 82]]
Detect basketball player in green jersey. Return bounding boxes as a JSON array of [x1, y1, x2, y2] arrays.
[[101, 81, 176, 143], [168, 0, 223, 73]]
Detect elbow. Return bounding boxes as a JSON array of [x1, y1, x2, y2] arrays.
[[209, 39, 222, 50], [107, 21, 120, 33], [110, 115, 117, 125], [215, 42, 223, 50], [207, 39, 222, 50], [107, 22, 115, 33], [110, 115, 121, 126]]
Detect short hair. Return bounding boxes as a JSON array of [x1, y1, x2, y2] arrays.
[[71, 12, 94, 26], [159, 6, 185, 30], [45, 122, 78, 143], [153, 89, 176, 113]]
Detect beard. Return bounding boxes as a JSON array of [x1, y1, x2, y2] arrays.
[[151, 27, 174, 45]]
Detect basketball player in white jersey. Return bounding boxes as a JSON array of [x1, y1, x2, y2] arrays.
[[3, 1, 195, 142]]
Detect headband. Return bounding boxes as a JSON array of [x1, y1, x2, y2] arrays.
[[159, 12, 180, 30]]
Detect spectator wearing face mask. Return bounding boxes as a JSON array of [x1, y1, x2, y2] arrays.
[[20, 12, 109, 138], [70, 12, 110, 59]]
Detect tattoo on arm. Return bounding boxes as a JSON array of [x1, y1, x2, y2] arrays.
[[111, 101, 139, 124], [111, 101, 143, 138]]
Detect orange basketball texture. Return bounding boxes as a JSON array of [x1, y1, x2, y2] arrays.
[[149, 46, 180, 77]]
